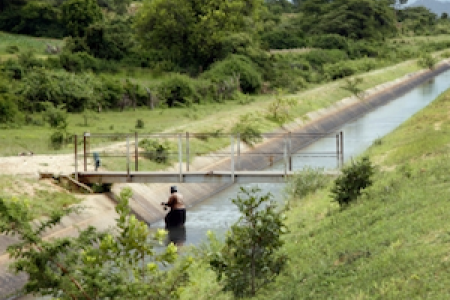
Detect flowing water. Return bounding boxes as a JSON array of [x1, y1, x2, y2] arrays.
[[154, 69, 450, 246]]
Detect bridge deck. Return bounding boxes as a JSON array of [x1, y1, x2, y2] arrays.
[[75, 170, 340, 184]]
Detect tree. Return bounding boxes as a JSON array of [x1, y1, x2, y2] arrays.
[[441, 13, 448, 20], [330, 156, 375, 207], [61, 0, 102, 37], [209, 187, 288, 298], [0, 93, 21, 125], [300, 0, 397, 40], [134, 0, 264, 69], [0, 188, 192, 299]]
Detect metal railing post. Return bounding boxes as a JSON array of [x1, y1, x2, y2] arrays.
[[237, 133, 241, 171], [186, 132, 189, 172], [284, 135, 288, 176], [126, 135, 130, 178], [135, 132, 139, 171], [83, 132, 88, 172], [340, 131, 344, 167], [336, 133, 340, 169], [288, 132, 292, 171], [231, 134, 235, 183], [74, 135, 78, 181], [178, 134, 183, 182]]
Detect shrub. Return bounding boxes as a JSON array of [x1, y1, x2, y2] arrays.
[[42, 102, 68, 129], [0, 59, 24, 80], [265, 92, 297, 124], [303, 49, 348, 70], [201, 55, 262, 94], [157, 74, 198, 107], [19, 69, 100, 113], [330, 156, 375, 207], [135, 119, 144, 129], [209, 186, 288, 298], [418, 53, 437, 70], [0, 94, 22, 125], [324, 62, 358, 80], [50, 130, 65, 150], [309, 34, 350, 50], [231, 113, 263, 146], [285, 167, 330, 200], [5, 45, 19, 54], [60, 52, 99, 73], [138, 138, 172, 164]]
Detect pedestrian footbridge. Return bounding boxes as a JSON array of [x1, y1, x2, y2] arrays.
[[72, 131, 344, 184]]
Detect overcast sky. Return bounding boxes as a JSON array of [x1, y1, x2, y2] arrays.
[[408, 0, 450, 3]]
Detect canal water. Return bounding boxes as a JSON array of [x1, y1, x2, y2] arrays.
[[154, 69, 450, 246]]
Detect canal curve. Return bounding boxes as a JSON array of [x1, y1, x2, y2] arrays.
[[154, 68, 450, 246]]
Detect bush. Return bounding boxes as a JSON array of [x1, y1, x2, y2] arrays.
[[323, 61, 358, 80], [201, 55, 262, 94], [0, 59, 24, 80], [135, 119, 144, 129], [418, 53, 437, 70], [138, 138, 172, 164], [231, 113, 263, 146], [330, 156, 375, 207], [19, 69, 100, 113], [157, 74, 198, 107], [309, 34, 350, 50], [285, 167, 330, 200], [303, 49, 348, 70], [261, 27, 306, 50], [50, 130, 65, 150], [209, 186, 288, 298], [5, 45, 19, 54], [0, 94, 22, 125], [60, 51, 99, 73]]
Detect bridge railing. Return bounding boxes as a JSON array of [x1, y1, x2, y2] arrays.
[[74, 131, 344, 179]]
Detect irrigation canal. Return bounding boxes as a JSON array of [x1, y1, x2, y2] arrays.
[[153, 68, 450, 246]]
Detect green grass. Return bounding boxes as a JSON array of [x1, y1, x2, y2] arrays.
[[0, 175, 80, 218], [180, 88, 450, 299], [0, 53, 431, 160], [0, 31, 63, 56]]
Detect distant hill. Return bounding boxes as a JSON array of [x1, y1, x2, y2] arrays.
[[407, 0, 450, 16]]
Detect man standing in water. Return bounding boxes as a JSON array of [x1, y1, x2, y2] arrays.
[[161, 186, 186, 228], [161, 186, 186, 245]]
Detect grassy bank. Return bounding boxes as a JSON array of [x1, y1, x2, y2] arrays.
[[0, 54, 441, 160], [180, 88, 450, 299]]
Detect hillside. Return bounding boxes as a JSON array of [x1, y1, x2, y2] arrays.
[[181, 86, 450, 299], [408, 0, 450, 15]]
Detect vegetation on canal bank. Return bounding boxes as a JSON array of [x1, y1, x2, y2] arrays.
[[180, 87, 450, 299]]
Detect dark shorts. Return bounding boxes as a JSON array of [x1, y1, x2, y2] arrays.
[[164, 209, 186, 229]]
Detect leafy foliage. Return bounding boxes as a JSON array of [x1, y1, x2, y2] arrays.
[[209, 186, 288, 298], [0, 93, 22, 125], [158, 74, 198, 107], [201, 55, 262, 94], [340, 77, 365, 100], [0, 188, 192, 299], [231, 113, 263, 146], [134, 0, 264, 69], [330, 156, 375, 207], [265, 91, 297, 124], [300, 0, 397, 40], [139, 138, 173, 164], [61, 0, 103, 37], [18, 69, 100, 112], [418, 53, 437, 70], [285, 166, 330, 200]]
